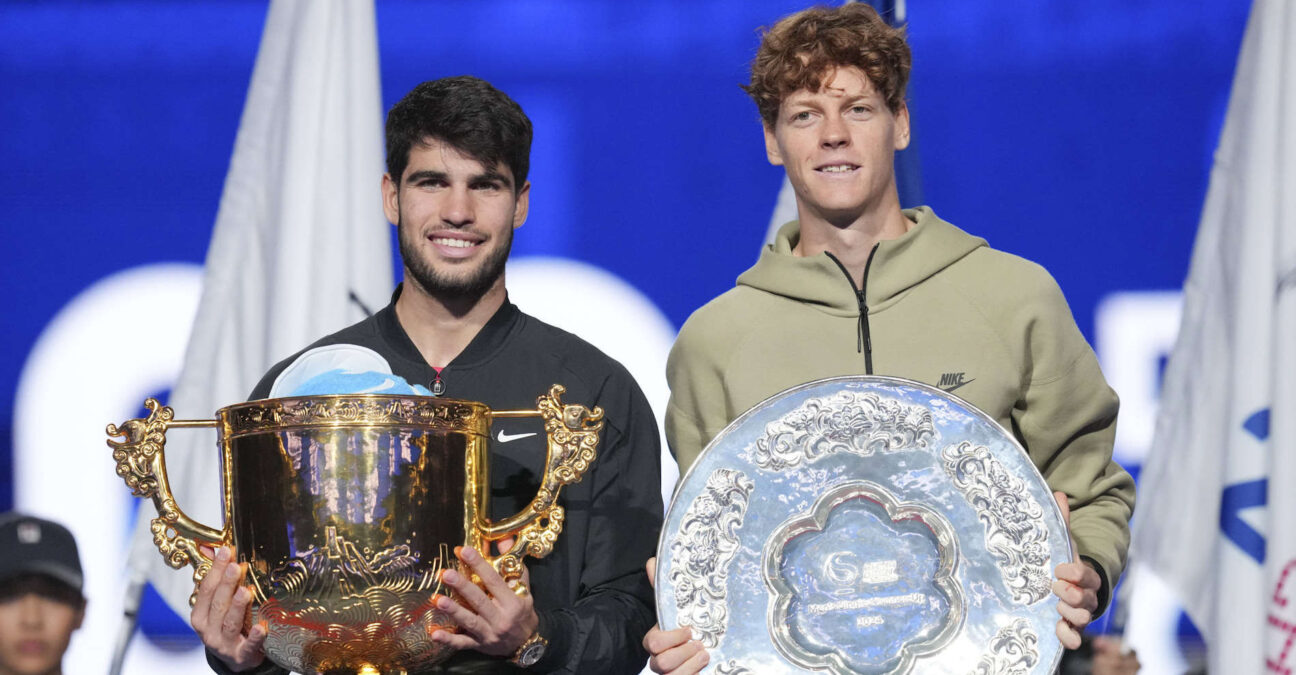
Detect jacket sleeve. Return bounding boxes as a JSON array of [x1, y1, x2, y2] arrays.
[[205, 651, 285, 675], [1009, 277, 1135, 614], [530, 376, 663, 674]]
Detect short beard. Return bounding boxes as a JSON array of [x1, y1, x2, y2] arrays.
[[398, 217, 512, 301]]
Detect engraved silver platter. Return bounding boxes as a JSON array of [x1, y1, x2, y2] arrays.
[[656, 376, 1070, 675]]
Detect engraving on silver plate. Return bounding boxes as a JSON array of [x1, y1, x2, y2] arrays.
[[669, 468, 755, 647], [764, 480, 963, 674], [714, 660, 754, 675], [970, 618, 1040, 675], [824, 554, 900, 586], [941, 441, 1052, 605], [752, 391, 936, 471]]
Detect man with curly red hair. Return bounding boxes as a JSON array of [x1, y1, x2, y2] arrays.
[[646, 5, 1135, 674]]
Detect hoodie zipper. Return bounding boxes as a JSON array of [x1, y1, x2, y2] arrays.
[[825, 245, 880, 374]]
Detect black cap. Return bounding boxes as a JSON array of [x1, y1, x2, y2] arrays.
[[0, 513, 84, 596]]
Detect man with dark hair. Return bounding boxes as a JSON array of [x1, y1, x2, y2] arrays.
[[645, 5, 1134, 674], [0, 513, 86, 675], [192, 75, 662, 674]]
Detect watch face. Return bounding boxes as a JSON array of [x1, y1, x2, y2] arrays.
[[518, 642, 545, 667]]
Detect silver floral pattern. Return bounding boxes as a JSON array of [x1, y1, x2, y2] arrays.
[[714, 660, 754, 675], [658, 376, 1070, 675], [668, 468, 755, 647], [942, 441, 1052, 604], [970, 618, 1040, 675], [752, 391, 936, 471]]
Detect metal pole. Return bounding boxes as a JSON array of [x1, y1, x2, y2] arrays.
[[107, 571, 147, 675]]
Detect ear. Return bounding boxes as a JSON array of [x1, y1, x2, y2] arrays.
[[893, 103, 911, 151], [764, 124, 785, 167], [513, 181, 531, 229], [381, 173, 400, 226]]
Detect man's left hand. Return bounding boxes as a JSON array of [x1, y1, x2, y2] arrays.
[[1051, 491, 1102, 649], [431, 539, 539, 658]]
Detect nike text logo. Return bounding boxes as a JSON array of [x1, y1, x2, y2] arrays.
[[497, 431, 538, 443], [938, 372, 975, 393]]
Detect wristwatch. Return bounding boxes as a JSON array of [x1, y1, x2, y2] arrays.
[[510, 631, 548, 668]]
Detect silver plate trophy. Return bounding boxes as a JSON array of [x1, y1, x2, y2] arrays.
[[656, 376, 1070, 675]]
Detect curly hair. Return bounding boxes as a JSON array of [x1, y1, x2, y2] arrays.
[[744, 4, 911, 127], [385, 76, 532, 192]]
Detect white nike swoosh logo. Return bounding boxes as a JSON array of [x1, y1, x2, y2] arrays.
[[497, 431, 538, 443]]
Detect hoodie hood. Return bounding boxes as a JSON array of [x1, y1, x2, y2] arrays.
[[737, 206, 987, 316]]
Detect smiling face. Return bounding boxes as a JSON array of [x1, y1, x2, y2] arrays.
[[764, 66, 910, 228], [383, 137, 530, 301], [0, 577, 84, 675]]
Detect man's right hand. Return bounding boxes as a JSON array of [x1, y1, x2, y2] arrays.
[[190, 546, 267, 672], [642, 557, 709, 675]]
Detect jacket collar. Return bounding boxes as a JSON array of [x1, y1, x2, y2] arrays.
[[377, 284, 523, 369], [737, 206, 986, 314]]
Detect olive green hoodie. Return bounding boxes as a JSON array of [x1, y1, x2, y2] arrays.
[[666, 206, 1134, 605]]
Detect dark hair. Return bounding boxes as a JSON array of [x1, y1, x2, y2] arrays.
[[0, 573, 85, 608], [385, 76, 533, 192], [744, 4, 911, 127]]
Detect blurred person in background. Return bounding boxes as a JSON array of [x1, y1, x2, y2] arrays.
[[1058, 634, 1141, 675], [0, 513, 86, 675]]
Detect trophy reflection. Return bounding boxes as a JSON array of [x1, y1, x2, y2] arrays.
[[107, 384, 601, 674]]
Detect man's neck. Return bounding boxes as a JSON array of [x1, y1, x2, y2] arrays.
[[793, 194, 910, 287], [393, 278, 507, 368]]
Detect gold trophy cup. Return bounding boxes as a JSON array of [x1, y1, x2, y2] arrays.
[[107, 384, 602, 674]]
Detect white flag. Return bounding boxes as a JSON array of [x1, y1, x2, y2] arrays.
[[125, 0, 392, 617], [763, 177, 800, 247], [1130, 0, 1295, 672]]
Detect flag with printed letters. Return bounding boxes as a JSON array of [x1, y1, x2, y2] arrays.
[[124, 0, 393, 616], [1130, 0, 1295, 672]]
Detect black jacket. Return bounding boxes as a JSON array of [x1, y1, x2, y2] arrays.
[[208, 287, 662, 674]]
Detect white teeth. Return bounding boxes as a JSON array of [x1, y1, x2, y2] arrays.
[[819, 165, 857, 173], [431, 237, 476, 248]]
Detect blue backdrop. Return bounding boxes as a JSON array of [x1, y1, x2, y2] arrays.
[[0, 0, 1249, 667]]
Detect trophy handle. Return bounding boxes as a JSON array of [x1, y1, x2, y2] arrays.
[[484, 384, 604, 585], [107, 398, 226, 604]]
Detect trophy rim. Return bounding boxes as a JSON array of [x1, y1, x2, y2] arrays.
[[664, 375, 1046, 514], [228, 392, 494, 406], [218, 393, 494, 438]]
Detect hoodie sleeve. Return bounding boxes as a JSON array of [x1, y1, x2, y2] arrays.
[[664, 313, 736, 475], [1009, 274, 1135, 614]]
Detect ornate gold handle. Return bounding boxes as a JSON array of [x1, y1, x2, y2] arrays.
[[106, 398, 225, 603], [484, 384, 604, 584]]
